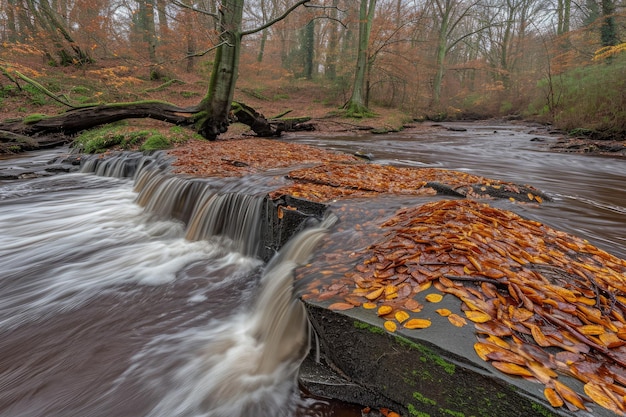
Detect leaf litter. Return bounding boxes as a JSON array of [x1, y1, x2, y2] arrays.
[[302, 199, 626, 415]]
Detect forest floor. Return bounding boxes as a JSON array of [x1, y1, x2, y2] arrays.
[[0, 59, 624, 157]]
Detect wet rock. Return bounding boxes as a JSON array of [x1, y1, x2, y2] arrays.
[[301, 302, 594, 417]]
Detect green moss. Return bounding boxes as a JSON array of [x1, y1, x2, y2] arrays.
[[139, 134, 171, 151], [439, 408, 465, 417], [396, 336, 456, 375], [180, 91, 200, 98], [23, 114, 48, 124], [407, 404, 430, 417], [353, 320, 385, 335], [531, 403, 557, 417], [413, 392, 436, 406]]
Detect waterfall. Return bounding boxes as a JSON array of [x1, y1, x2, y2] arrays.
[[116, 214, 337, 417]]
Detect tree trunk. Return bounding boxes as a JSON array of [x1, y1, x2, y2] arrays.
[[325, 0, 339, 80], [432, 3, 450, 107], [344, 0, 377, 116], [196, 0, 244, 140], [600, 0, 617, 47]]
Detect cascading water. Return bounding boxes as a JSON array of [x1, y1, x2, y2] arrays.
[[0, 150, 337, 417], [126, 214, 338, 417]]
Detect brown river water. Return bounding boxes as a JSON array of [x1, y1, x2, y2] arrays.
[[0, 121, 624, 417]]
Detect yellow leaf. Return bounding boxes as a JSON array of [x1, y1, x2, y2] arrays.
[[578, 324, 605, 336], [425, 293, 443, 303], [474, 342, 496, 361], [530, 324, 552, 347], [491, 361, 533, 377], [544, 388, 564, 408], [404, 318, 432, 329], [554, 380, 586, 410], [465, 310, 491, 323], [395, 310, 410, 323], [436, 308, 452, 317], [378, 305, 393, 316], [384, 320, 397, 332], [583, 383, 622, 414], [362, 302, 377, 309], [599, 332, 625, 348], [366, 287, 384, 301], [448, 313, 467, 327], [416, 281, 432, 293]]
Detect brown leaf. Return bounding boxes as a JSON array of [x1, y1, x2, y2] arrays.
[[448, 313, 467, 327], [328, 302, 355, 311], [554, 380, 587, 411]]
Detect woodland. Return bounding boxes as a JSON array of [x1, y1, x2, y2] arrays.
[[0, 0, 625, 146]]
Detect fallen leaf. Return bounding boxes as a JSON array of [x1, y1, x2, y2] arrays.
[[584, 383, 623, 414], [378, 305, 393, 316], [425, 293, 443, 303], [366, 287, 384, 301], [491, 361, 533, 378], [544, 387, 564, 408], [465, 310, 492, 323], [554, 380, 587, 411], [384, 320, 397, 332], [436, 308, 452, 317], [448, 313, 467, 327], [362, 302, 377, 309], [395, 310, 410, 323], [328, 302, 355, 311], [404, 318, 432, 329]]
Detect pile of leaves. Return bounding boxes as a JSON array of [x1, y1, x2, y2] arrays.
[[304, 199, 626, 415], [269, 163, 546, 203], [168, 139, 357, 177]]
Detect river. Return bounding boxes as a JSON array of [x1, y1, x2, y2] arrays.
[[0, 121, 624, 417]]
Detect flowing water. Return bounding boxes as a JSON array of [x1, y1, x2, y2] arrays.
[[0, 122, 624, 417]]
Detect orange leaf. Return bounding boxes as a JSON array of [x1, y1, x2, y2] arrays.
[[491, 361, 533, 378], [378, 305, 393, 316], [448, 313, 467, 327], [583, 383, 623, 414], [362, 302, 377, 309], [544, 388, 564, 408], [384, 320, 397, 332], [366, 287, 384, 301], [328, 302, 355, 311], [395, 310, 410, 323], [465, 310, 491, 323], [425, 293, 443, 303], [436, 308, 452, 317], [554, 380, 587, 411], [578, 324, 605, 336], [404, 318, 432, 329]]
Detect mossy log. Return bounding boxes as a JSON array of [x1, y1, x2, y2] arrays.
[[0, 99, 312, 153]]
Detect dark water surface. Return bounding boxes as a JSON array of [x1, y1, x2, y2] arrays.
[[0, 122, 624, 417]]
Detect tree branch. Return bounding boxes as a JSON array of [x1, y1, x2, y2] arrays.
[[241, 0, 311, 36], [171, 0, 218, 18]]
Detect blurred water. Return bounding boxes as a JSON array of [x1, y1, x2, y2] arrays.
[[0, 123, 624, 417]]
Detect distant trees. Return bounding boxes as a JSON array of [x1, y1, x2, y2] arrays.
[[0, 0, 624, 130]]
